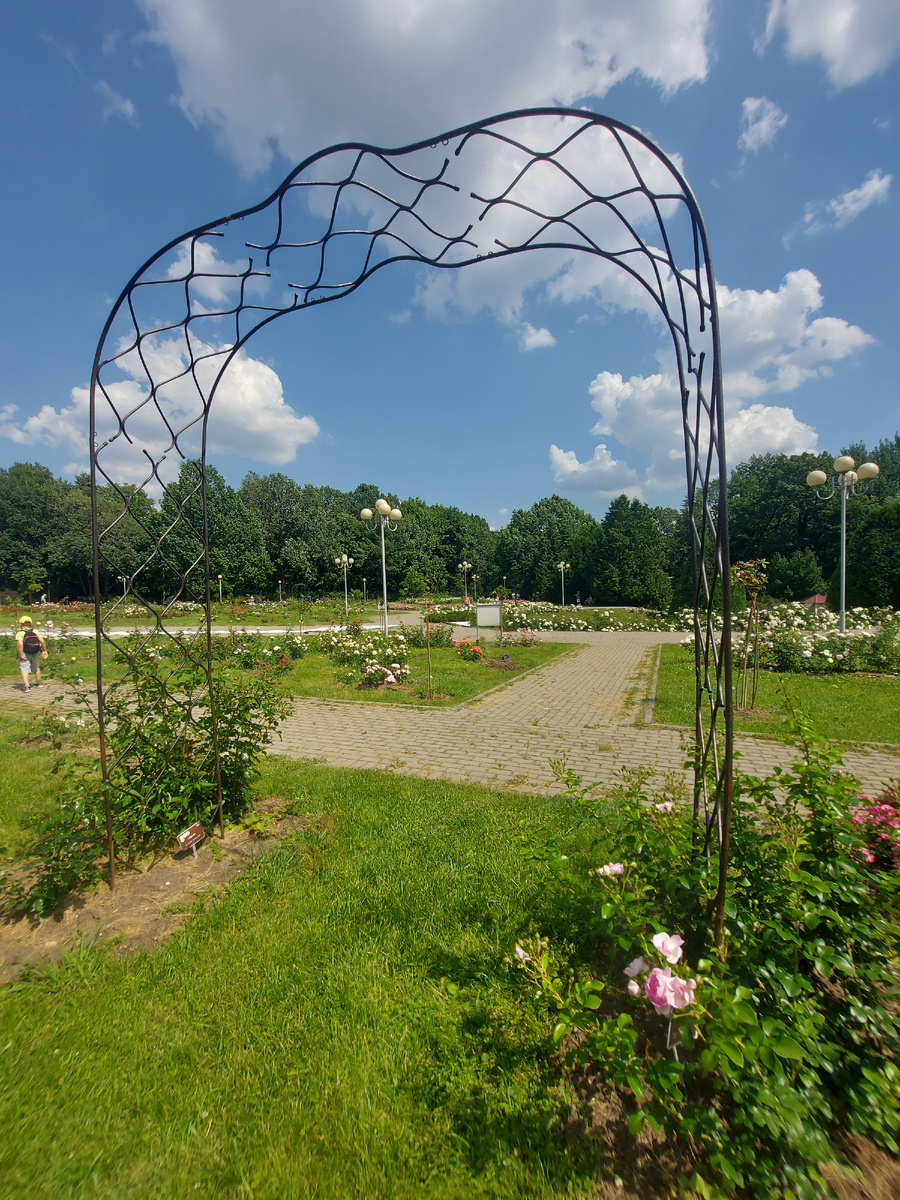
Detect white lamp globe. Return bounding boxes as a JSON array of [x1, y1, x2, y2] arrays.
[[389, 508, 402, 522], [834, 455, 855, 473], [845, 470, 858, 486], [806, 470, 827, 488], [375, 498, 391, 516], [857, 462, 880, 481], [360, 508, 373, 522]]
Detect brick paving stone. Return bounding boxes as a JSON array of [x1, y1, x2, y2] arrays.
[[13, 628, 897, 798], [267, 629, 900, 797]]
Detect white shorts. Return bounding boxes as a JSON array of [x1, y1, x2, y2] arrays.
[[19, 652, 40, 676]]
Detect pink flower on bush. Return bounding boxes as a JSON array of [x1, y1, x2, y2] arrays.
[[596, 862, 624, 877], [645, 968, 674, 1014], [623, 956, 647, 977], [652, 932, 684, 964], [626, 980, 641, 996], [667, 976, 697, 1009], [644, 967, 696, 1014]]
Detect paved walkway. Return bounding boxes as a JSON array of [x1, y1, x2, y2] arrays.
[[9, 626, 897, 795], [272, 631, 900, 796]]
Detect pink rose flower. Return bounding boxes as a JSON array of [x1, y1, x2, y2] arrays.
[[626, 980, 641, 997], [652, 932, 684, 964], [644, 968, 673, 1013], [666, 976, 697, 1009], [623, 956, 647, 978], [597, 862, 624, 876]]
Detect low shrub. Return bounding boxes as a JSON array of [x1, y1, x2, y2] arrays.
[[453, 638, 484, 662], [515, 719, 900, 1197], [1, 648, 291, 917]]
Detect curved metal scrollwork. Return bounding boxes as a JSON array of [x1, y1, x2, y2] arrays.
[[90, 107, 732, 933]]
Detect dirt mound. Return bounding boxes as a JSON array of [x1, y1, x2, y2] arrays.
[[0, 797, 315, 984]]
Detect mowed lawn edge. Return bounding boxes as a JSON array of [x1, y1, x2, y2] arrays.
[[0, 756, 615, 1199], [650, 642, 900, 746]]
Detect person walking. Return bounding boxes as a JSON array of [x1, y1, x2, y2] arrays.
[[16, 617, 48, 692]]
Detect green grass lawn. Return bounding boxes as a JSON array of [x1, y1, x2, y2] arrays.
[[0, 705, 67, 860], [652, 642, 900, 745], [4, 600, 393, 630], [0, 740, 615, 1199], [273, 641, 575, 706], [1, 637, 576, 710]]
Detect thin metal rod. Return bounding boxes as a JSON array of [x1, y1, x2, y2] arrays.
[[839, 478, 848, 634], [380, 519, 389, 636]]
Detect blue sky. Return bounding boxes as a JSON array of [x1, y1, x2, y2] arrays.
[[1, 0, 898, 525]]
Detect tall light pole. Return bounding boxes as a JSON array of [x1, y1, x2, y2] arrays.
[[361, 499, 402, 635], [472, 573, 479, 603], [217, 574, 222, 604], [363, 578, 367, 603], [558, 561, 571, 607], [117, 575, 126, 597], [458, 560, 472, 600], [806, 454, 879, 632], [334, 553, 354, 619], [278, 579, 282, 604]]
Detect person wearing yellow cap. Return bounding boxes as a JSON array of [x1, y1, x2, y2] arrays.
[[16, 617, 48, 693]]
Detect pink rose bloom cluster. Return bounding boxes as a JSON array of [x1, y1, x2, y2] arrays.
[[623, 933, 697, 1015], [851, 794, 900, 870]]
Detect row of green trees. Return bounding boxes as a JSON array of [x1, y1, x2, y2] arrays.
[[1, 433, 898, 608]]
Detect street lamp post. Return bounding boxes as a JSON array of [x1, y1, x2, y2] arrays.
[[472, 573, 478, 603], [334, 553, 355, 619], [806, 454, 879, 633], [361, 499, 402, 635], [557, 561, 571, 607], [278, 579, 282, 604], [363, 578, 367, 602], [217, 574, 222, 604], [117, 575, 126, 597], [458, 560, 472, 600]]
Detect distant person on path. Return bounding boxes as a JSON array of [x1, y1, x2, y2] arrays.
[[16, 617, 48, 692]]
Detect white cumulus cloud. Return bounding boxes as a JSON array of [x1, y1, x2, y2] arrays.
[[137, 0, 711, 173], [738, 97, 788, 153], [552, 269, 870, 498], [760, 0, 900, 86], [0, 336, 319, 487], [550, 441, 642, 496], [519, 323, 557, 351]]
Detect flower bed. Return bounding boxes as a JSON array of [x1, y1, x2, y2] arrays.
[[515, 721, 900, 1196]]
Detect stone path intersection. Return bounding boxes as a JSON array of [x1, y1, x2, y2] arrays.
[[273, 631, 900, 797]]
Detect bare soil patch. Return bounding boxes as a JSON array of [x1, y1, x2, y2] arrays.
[[0, 796, 316, 984]]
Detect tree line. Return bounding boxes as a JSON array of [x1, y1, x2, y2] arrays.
[[1, 432, 898, 608]]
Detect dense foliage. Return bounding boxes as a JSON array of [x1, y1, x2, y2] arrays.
[[0, 639, 291, 916], [2, 433, 899, 607], [517, 719, 900, 1197]]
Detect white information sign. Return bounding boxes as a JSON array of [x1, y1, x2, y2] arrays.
[[475, 603, 502, 628]]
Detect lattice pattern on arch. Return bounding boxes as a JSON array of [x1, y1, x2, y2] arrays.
[[90, 107, 733, 929]]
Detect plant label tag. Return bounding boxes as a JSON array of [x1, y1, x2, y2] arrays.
[[177, 822, 205, 855]]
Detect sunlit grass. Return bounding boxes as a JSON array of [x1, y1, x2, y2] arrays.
[[652, 643, 900, 745], [270, 641, 576, 706], [0, 750, 614, 1199]]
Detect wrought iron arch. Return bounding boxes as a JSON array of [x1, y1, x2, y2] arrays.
[[90, 108, 733, 935]]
